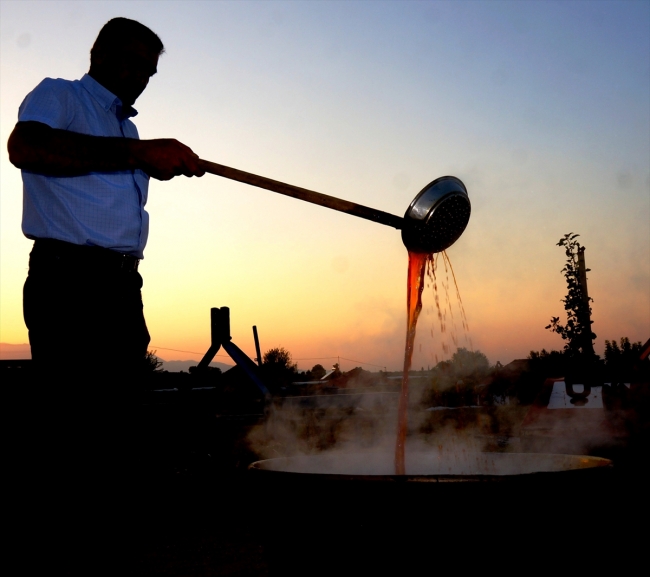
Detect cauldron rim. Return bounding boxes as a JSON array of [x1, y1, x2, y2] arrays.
[[248, 451, 612, 483]]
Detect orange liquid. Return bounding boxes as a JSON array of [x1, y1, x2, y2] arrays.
[[394, 250, 471, 475], [424, 252, 473, 364], [443, 251, 472, 348], [395, 250, 428, 475]]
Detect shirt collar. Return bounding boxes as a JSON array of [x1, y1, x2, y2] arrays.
[[80, 73, 138, 120]]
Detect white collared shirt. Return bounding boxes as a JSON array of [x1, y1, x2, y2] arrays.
[[18, 74, 150, 258]]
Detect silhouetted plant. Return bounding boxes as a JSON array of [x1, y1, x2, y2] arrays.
[[422, 348, 490, 407], [262, 346, 298, 386], [449, 348, 490, 382], [546, 233, 596, 356], [527, 348, 567, 375], [310, 364, 327, 380], [143, 349, 164, 372], [604, 337, 643, 381], [262, 347, 296, 371]]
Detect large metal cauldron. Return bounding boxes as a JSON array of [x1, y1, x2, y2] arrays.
[[248, 451, 615, 575]]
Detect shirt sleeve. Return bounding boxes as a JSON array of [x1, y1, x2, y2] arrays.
[[18, 78, 75, 129]]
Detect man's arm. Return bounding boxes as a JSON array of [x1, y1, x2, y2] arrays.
[[8, 121, 204, 181]]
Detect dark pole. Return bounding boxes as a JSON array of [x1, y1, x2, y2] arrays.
[[577, 247, 595, 356], [253, 325, 262, 366]]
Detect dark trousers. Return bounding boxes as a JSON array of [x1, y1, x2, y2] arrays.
[[16, 239, 152, 575], [24, 239, 150, 377]]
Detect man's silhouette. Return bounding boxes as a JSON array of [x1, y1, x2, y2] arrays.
[[7, 18, 204, 573], [8, 17, 204, 377]]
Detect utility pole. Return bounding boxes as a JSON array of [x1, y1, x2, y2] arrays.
[[576, 247, 595, 356]]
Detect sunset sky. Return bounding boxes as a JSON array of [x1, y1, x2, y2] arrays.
[[1, 1, 648, 371]]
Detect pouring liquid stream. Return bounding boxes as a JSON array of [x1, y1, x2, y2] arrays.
[[395, 250, 471, 475], [427, 252, 473, 361], [395, 251, 428, 475]]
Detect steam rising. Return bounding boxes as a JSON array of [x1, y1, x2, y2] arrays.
[[246, 371, 615, 476], [246, 249, 617, 476]]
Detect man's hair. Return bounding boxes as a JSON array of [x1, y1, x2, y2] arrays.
[[91, 17, 164, 62]]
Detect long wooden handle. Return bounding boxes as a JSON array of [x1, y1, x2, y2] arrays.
[[198, 159, 404, 230]]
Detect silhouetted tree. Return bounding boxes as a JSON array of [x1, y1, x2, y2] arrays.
[[528, 348, 567, 377], [424, 348, 490, 407], [604, 337, 643, 381], [310, 364, 326, 380], [449, 348, 490, 382], [546, 233, 596, 357], [263, 347, 296, 370], [262, 347, 298, 387]]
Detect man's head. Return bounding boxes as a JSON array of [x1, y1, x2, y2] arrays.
[[89, 18, 164, 108]]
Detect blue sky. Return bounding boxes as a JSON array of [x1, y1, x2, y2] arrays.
[[1, 1, 648, 369]]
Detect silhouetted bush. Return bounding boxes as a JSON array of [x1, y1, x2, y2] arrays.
[[261, 346, 299, 388], [604, 337, 645, 382]]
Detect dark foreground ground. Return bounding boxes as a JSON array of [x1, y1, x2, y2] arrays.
[[5, 371, 650, 575]]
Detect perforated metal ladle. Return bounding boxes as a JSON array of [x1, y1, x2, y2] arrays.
[[198, 159, 470, 254]]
